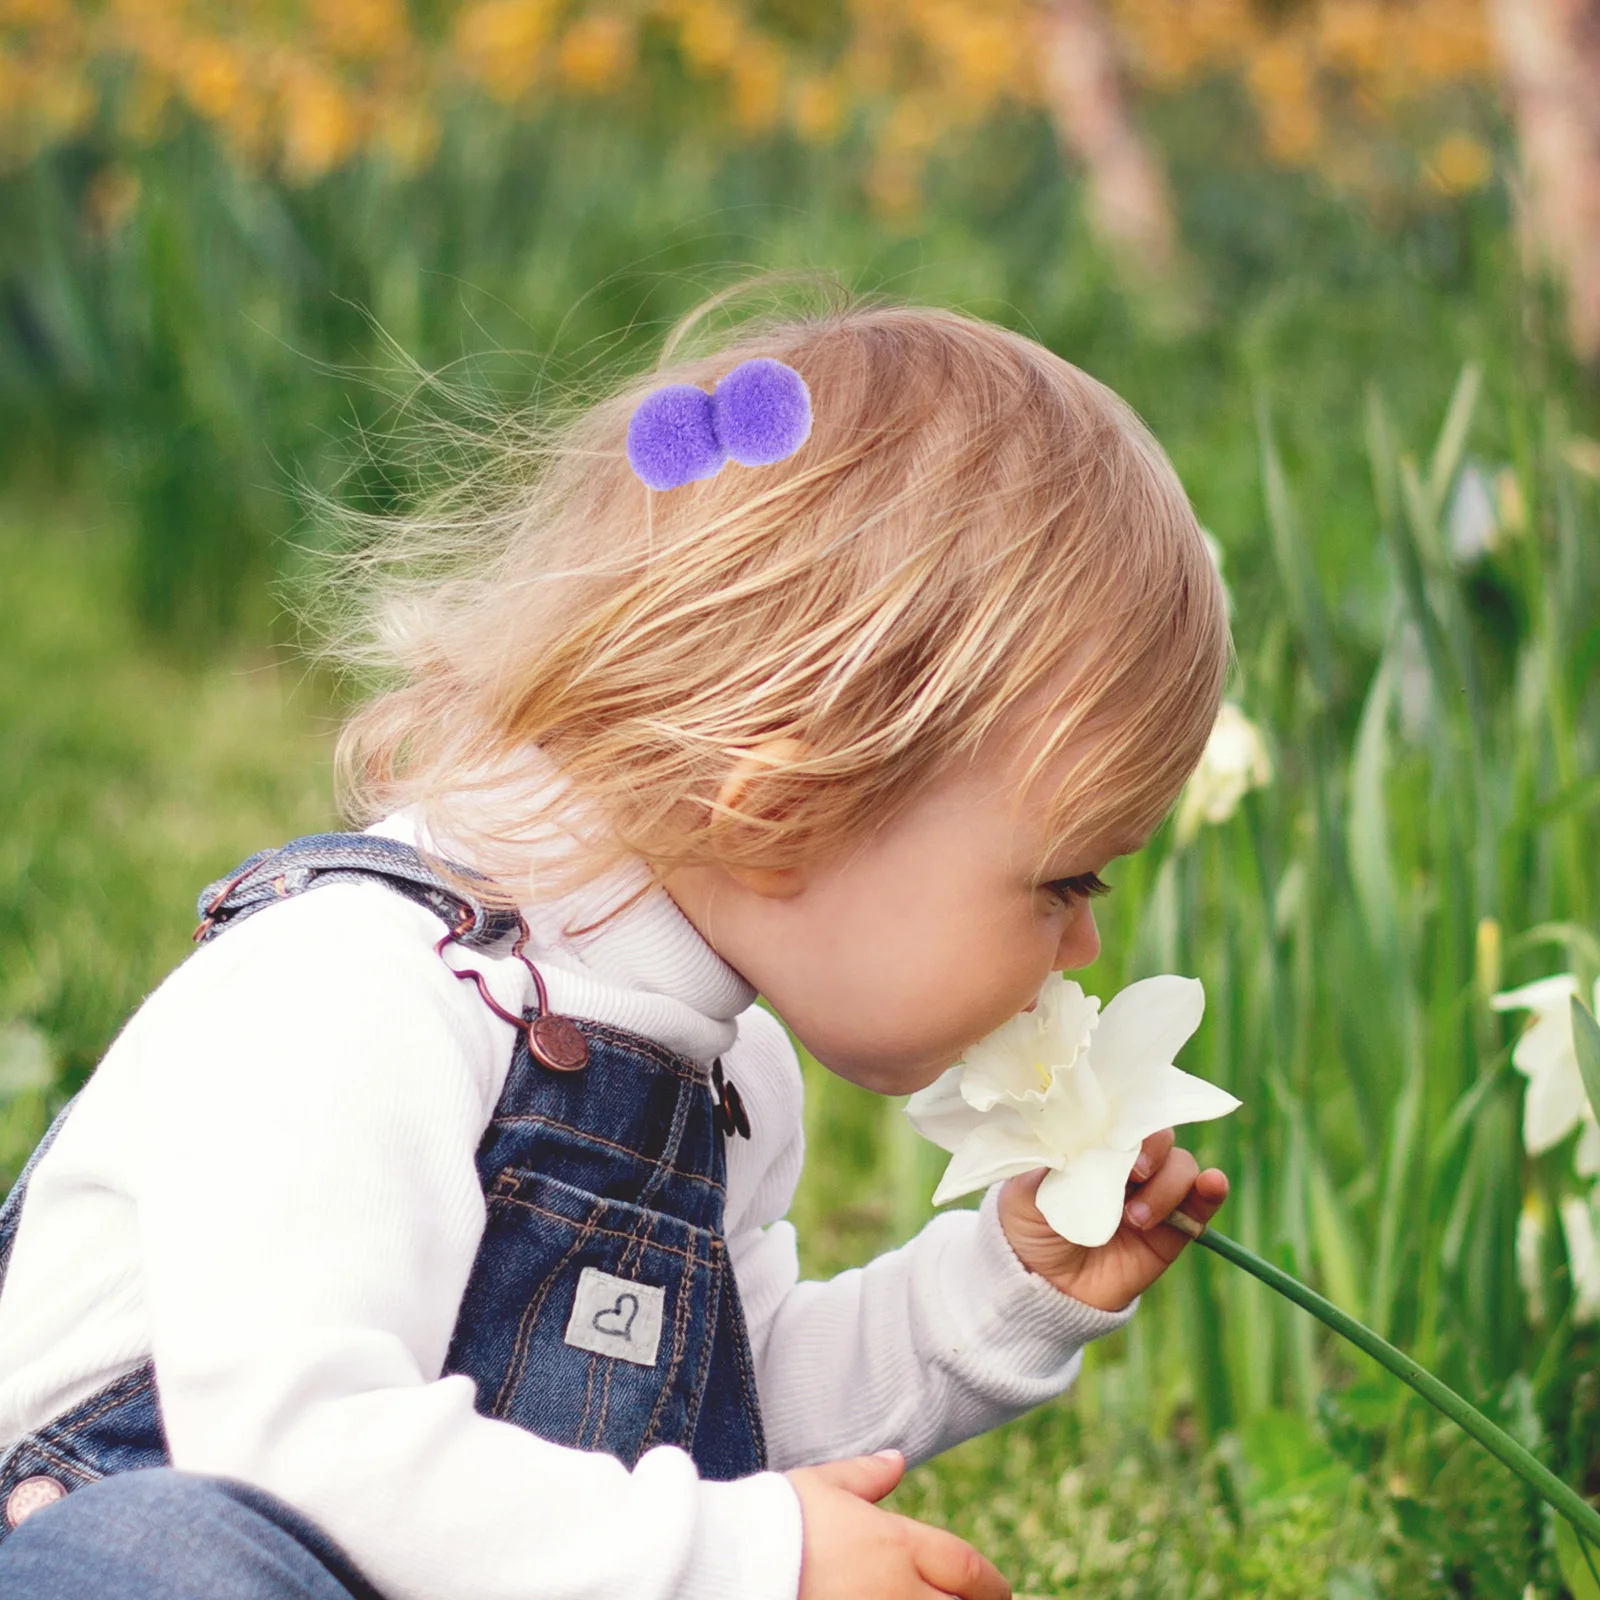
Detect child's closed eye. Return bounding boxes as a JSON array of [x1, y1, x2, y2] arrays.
[[1045, 871, 1112, 905]]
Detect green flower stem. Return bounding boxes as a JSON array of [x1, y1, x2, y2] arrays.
[[1165, 1212, 1600, 1548]]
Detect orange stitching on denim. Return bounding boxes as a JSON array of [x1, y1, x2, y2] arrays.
[[676, 1241, 722, 1448], [570, 1021, 710, 1083], [576, 1342, 604, 1451], [488, 1122, 724, 1194], [37, 1366, 155, 1442], [586, 1188, 659, 1447], [491, 1198, 711, 1262], [720, 1238, 770, 1467], [489, 1207, 604, 1419], [3, 1439, 98, 1489], [640, 1233, 707, 1451]]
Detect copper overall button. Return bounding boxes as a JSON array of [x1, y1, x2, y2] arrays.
[[529, 1013, 588, 1071], [6, 1475, 66, 1527]]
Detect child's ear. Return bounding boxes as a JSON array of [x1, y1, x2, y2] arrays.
[[712, 738, 812, 898]]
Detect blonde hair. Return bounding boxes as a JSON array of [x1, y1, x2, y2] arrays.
[[330, 293, 1230, 932]]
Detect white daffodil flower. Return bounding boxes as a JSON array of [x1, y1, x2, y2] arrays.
[[904, 972, 1241, 1248], [1173, 702, 1273, 847], [1561, 1192, 1600, 1324], [1491, 974, 1600, 1175]]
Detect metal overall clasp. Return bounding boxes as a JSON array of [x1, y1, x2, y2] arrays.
[[434, 909, 590, 1073]]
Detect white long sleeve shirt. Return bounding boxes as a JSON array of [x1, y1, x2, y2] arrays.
[[0, 802, 1134, 1600]]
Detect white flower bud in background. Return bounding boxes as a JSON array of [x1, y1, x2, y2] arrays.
[[1490, 975, 1600, 1176], [1561, 1192, 1600, 1325], [1174, 702, 1274, 847], [1447, 461, 1501, 564]]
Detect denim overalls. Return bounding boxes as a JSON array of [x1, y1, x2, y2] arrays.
[[0, 833, 767, 1541]]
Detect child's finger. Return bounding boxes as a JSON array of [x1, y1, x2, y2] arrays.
[[797, 1449, 907, 1502], [1121, 1145, 1199, 1230], [1129, 1127, 1174, 1183], [1178, 1167, 1230, 1228], [904, 1518, 1012, 1600]]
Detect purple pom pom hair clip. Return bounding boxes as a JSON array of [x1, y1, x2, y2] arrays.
[[626, 357, 812, 492]]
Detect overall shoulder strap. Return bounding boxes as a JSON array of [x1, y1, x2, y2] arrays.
[[193, 832, 522, 950]]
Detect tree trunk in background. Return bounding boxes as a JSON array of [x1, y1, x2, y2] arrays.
[[1033, 0, 1179, 282], [1487, 0, 1600, 366]]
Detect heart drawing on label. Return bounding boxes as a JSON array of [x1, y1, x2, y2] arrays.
[[592, 1292, 639, 1340]]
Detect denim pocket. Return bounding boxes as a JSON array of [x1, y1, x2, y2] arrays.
[[444, 1169, 724, 1467]]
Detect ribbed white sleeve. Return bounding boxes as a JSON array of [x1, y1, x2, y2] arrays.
[[719, 1007, 1135, 1472]]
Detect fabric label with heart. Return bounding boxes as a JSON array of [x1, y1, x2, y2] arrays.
[[562, 1266, 666, 1368]]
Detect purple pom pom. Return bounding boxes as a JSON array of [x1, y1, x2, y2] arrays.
[[712, 358, 812, 468], [626, 384, 726, 491]]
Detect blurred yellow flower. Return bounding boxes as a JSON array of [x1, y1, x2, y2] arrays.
[[455, 0, 558, 103], [556, 14, 632, 93], [792, 75, 842, 144], [1317, 0, 1387, 77], [0, 0, 59, 25], [729, 37, 783, 133], [179, 38, 244, 122], [0, 0, 1514, 203], [1425, 131, 1491, 195], [676, 0, 741, 76], [917, 2, 1025, 105], [1248, 37, 1322, 164], [311, 0, 407, 63], [280, 65, 359, 182]]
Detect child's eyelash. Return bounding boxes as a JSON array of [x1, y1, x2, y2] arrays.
[[1046, 872, 1112, 903]]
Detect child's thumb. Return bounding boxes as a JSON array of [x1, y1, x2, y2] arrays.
[[809, 1449, 906, 1502]]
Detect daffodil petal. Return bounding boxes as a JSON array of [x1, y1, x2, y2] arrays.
[[904, 1066, 984, 1153], [1576, 1115, 1600, 1180], [1561, 1196, 1600, 1323], [959, 979, 1098, 1111], [1511, 1009, 1578, 1086], [1491, 974, 1580, 1015], [1523, 1052, 1588, 1155], [1091, 976, 1206, 1092], [1109, 1063, 1242, 1148], [1035, 1146, 1141, 1248], [930, 1115, 1054, 1206]]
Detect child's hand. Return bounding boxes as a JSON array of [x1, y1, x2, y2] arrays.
[[996, 1129, 1229, 1313], [786, 1449, 1010, 1600]]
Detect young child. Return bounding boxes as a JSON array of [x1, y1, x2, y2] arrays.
[[0, 298, 1231, 1600]]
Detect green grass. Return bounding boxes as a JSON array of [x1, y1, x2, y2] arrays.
[[0, 495, 336, 1172]]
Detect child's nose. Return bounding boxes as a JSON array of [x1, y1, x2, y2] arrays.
[[1058, 903, 1101, 970]]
